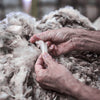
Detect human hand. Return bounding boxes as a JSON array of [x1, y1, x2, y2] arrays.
[[30, 27, 100, 55], [30, 27, 75, 56], [34, 52, 80, 94], [30, 27, 88, 56]]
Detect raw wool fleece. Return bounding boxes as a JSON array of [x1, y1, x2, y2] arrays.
[[36, 6, 95, 32], [0, 12, 41, 100], [93, 17, 100, 30], [0, 7, 100, 100]]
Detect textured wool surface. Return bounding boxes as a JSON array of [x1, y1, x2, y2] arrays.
[[93, 17, 100, 30], [0, 7, 100, 100]]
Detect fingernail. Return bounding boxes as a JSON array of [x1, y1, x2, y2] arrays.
[[30, 38, 34, 43], [49, 46, 53, 50], [43, 53, 49, 58], [30, 35, 40, 43]]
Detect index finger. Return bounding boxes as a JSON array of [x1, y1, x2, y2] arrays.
[[35, 55, 44, 73], [30, 31, 53, 43], [30, 35, 40, 43]]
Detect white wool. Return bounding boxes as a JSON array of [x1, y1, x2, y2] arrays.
[[10, 66, 29, 100], [0, 92, 9, 100], [93, 17, 100, 30], [6, 25, 22, 34], [0, 39, 3, 47], [6, 12, 36, 27], [0, 72, 6, 83], [36, 40, 48, 53], [73, 73, 85, 83], [0, 11, 40, 100], [5, 12, 37, 37], [36, 6, 95, 33]]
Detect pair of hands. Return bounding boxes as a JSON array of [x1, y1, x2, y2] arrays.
[[30, 27, 100, 100], [29, 27, 90, 95], [30, 27, 82, 95]]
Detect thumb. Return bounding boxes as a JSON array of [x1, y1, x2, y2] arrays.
[[50, 40, 74, 56], [30, 31, 52, 43], [42, 52, 54, 66]]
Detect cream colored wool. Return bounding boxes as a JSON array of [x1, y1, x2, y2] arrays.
[[93, 17, 100, 30], [0, 7, 100, 100]]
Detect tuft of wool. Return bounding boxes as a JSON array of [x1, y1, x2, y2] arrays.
[[93, 17, 100, 30], [0, 12, 41, 100], [36, 6, 95, 32], [36, 40, 48, 53], [0, 7, 100, 100]]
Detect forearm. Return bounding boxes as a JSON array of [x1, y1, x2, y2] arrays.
[[72, 29, 100, 53], [76, 83, 100, 100], [64, 80, 100, 100]]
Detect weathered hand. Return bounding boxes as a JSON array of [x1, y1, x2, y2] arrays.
[[30, 27, 75, 55], [30, 27, 100, 55], [34, 52, 79, 94], [35, 53, 100, 100]]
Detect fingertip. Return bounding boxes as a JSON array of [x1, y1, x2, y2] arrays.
[[46, 41, 52, 47], [48, 45, 58, 56], [29, 36, 35, 43], [42, 52, 50, 59], [49, 44, 55, 50], [30, 35, 40, 43]]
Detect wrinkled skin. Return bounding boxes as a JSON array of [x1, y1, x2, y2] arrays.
[[35, 53, 79, 95], [35, 52, 100, 100], [30, 27, 100, 56], [30, 27, 75, 55], [30, 27, 100, 100]]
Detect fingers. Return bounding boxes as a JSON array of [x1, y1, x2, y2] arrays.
[[46, 41, 52, 47], [48, 40, 74, 56], [35, 53, 54, 74], [48, 44, 57, 56], [30, 31, 53, 43], [49, 44, 55, 51], [35, 55, 48, 83], [35, 55, 44, 74], [56, 40, 74, 55], [42, 52, 54, 66], [30, 35, 40, 43]]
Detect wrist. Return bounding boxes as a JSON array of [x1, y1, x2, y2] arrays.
[[64, 78, 82, 96], [69, 80, 83, 97]]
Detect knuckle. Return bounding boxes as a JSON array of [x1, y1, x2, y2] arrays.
[[36, 75, 43, 83], [36, 71, 46, 83], [36, 77, 42, 82], [71, 37, 86, 50], [36, 72, 43, 82], [71, 37, 81, 50], [46, 58, 53, 64]]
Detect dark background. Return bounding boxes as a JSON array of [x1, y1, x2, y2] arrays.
[[0, 0, 100, 22]]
